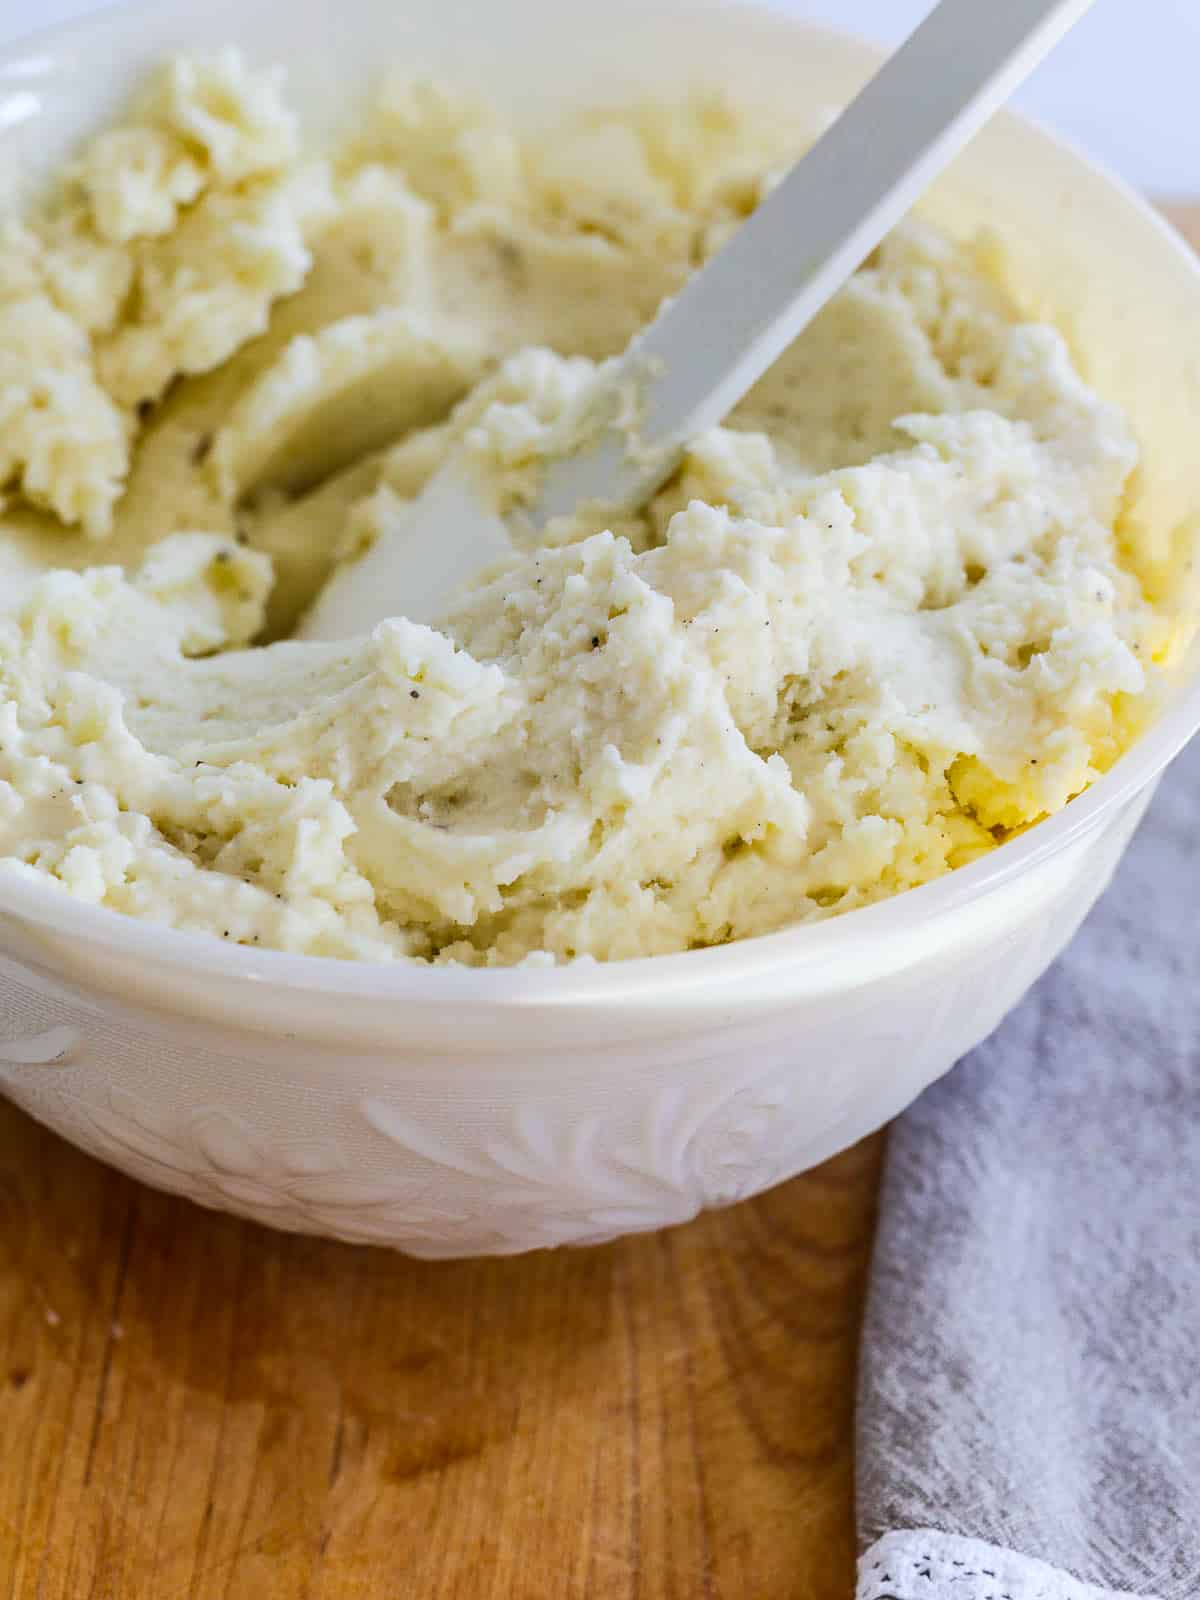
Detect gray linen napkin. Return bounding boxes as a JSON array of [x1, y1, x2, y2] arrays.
[[855, 736, 1200, 1600]]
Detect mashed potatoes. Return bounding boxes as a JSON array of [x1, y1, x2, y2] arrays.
[[0, 54, 1171, 963]]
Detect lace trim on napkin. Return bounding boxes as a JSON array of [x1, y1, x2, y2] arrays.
[[858, 1532, 1160, 1600]]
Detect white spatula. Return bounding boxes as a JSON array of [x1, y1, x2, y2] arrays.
[[300, 0, 1096, 640]]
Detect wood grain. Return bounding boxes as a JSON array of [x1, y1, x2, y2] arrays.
[[0, 1097, 882, 1599]]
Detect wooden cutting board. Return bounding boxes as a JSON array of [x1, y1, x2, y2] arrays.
[[1, 204, 1195, 1600], [0, 1098, 883, 1599]]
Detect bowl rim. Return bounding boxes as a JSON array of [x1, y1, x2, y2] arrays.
[[1, 0, 1199, 1007]]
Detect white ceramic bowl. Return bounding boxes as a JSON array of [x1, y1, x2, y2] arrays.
[[1, 0, 1198, 1258]]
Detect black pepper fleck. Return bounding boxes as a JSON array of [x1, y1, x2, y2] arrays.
[[410, 689, 420, 699]]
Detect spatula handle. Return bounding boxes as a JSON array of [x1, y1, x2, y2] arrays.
[[536, 0, 1097, 525]]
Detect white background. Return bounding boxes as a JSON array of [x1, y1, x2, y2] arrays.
[[2, 0, 1198, 195]]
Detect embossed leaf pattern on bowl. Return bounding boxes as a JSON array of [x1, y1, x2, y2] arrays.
[[76, 1090, 351, 1212], [362, 1095, 700, 1240], [358, 1050, 864, 1240], [53, 1084, 616, 1249], [39, 1041, 852, 1253]]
